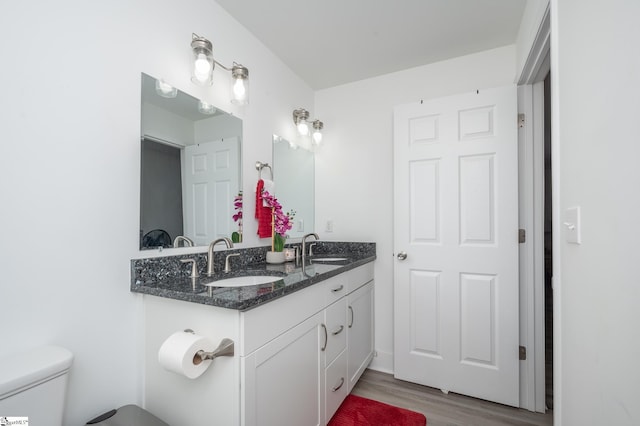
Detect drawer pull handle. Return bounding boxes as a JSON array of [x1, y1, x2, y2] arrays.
[[321, 324, 328, 351], [332, 377, 345, 392], [331, 285, 344, 293], [348, 306, 354, 328], [332, 325, 344, 336]]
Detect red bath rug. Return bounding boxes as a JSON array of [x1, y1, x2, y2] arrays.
[[328, 394, 427, 426]]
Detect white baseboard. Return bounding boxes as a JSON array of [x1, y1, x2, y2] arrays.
[[368, 349, 393, 374]]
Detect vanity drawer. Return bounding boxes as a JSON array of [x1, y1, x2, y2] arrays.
[[241, 281, 326, 356], [325, 349, 348, 422], [324, 298, 347, 364], [346, 263, 375, 294], [324, 274, 348, 305]]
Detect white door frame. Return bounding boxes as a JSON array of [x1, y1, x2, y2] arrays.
[[517, 5, 550, 413]]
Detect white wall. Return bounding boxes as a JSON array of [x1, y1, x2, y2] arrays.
[[552, 0, 640, 424], [0, 1, 313, 424], [314, 45, 517, 372]]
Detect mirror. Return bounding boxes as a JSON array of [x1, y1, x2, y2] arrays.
[[272, 135, 314, 239], [140, 73, 243, 250]]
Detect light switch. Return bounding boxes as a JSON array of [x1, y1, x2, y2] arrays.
[[564, 206, 581, 244], [325, 219, 334, 233]]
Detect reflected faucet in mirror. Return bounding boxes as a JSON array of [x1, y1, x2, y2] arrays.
[[173, 235, 194, 248]]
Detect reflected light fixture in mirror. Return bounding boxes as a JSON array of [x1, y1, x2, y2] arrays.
[[191, 33, 250, 105], [198, 100, 217, 115], [293, 108, 323, 145], [155, 79, 177, 98]]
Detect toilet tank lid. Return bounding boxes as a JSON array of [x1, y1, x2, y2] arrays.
[[0, 346, 73, 398]]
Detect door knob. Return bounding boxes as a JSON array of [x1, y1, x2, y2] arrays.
[[397, 251, 408, 260]]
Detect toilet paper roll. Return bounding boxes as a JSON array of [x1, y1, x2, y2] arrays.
[[158, 331, 216, 379]]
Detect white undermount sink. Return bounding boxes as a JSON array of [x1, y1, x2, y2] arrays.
[[205, 275, 282, 287]]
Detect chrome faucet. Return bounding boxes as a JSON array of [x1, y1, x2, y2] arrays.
[[301, 233, 319, 263], [173, 235, 194, 248], [207, 237, 234, 276]]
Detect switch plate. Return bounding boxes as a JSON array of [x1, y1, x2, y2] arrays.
[[325, 219, 334, 233], [564, 206, 581, 244], [297, 219, 304, 232]]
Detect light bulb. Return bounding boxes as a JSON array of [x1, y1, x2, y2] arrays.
[[313, 129, 323, 144], [233, 78, 246, 100], [231, 65, 249, 105], [297, 120, 309, 136], [194, 53, 212, 83]]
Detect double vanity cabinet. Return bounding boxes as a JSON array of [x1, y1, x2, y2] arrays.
[[134, 250, 374, 426], [243, 263, 374, 425]]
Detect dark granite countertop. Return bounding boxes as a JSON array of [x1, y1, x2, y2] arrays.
[[131, 242, 375, 311]]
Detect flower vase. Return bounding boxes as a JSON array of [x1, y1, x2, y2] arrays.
[[266, 251, 286, 264], [266, 233, 286, 263]]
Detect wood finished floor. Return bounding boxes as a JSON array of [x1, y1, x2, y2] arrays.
[[350, 369, 553, 426]]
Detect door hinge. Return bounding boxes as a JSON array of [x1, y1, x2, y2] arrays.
[[519, 229, 526, 244], [519, 346, 527, 360], [518, 113, 525, 128]]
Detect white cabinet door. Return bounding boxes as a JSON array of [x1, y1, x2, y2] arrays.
[[242, 312, 323, 426], [347, 280, 375, 392]]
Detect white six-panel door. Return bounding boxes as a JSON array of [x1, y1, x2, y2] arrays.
[[393, 86, 520, 406], [182, 137, 239, 246]]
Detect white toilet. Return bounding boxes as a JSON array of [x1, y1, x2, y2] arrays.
[[0, 345, 73, 425]]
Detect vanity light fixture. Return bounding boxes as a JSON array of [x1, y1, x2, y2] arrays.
[[191, 33, 250, 105], [155, 79, 177, 98], [293, 108, 324, 144]]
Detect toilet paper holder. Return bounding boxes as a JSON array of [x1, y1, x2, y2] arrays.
[[184, 329, 235, 362]]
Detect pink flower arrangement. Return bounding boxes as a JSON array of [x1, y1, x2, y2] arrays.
[[261, 191, 293, 236], [232, 192, 243, 223], [232, 191, 243, 243]]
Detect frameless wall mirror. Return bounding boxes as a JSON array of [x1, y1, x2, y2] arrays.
[[272, 135, 314, 239], [140, 73, 243, 250]]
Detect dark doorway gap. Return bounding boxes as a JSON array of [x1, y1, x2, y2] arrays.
[[543, 72, 553, 410]]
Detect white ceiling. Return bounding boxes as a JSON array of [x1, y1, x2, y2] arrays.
[[216, 0, 527, 90]]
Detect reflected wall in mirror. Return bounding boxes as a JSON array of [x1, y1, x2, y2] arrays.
[[140, 73, 243, 250], [272, 135, 314, 239]]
